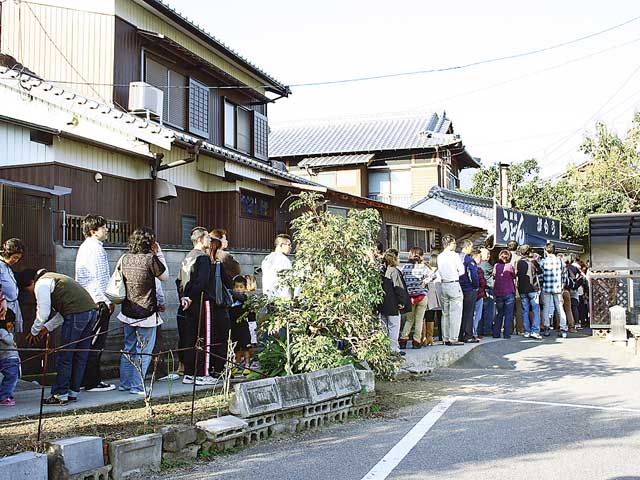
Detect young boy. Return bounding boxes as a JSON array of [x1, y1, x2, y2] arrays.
[[230, 275, 256, 376], [0, 309, 19, 406]]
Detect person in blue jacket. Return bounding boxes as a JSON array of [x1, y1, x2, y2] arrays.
[[458, 239, 479, 343]]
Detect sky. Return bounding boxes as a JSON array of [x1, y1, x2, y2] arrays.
[[167, 0, 640, 179]]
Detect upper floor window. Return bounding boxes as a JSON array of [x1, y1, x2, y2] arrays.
[[368, 169, 412, 207], [224, 100, 252, 154], [144, 55, 210, 138]]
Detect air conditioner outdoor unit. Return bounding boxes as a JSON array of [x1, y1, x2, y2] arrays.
[[128, 82, 163, 120]]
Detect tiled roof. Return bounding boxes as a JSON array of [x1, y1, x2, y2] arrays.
[[144, 0, 288, 94], [0, 67, 317, 186], [173, 132, 320, 186], [299, 153, 375, 168], [269, 112, 460, 158], [414, 186, 495, 222]]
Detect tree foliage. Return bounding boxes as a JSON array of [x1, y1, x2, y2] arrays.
[[251, 192, 401, 379], [466, 114, 640, 245]]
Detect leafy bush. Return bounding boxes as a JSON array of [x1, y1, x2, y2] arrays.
[[253, 192, 401, 379]]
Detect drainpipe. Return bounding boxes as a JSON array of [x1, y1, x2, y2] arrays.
[[53, 210, 68, 247]]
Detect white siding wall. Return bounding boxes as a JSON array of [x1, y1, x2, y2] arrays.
[[0, 122, 53, 165], [1, 1, 116, 103]]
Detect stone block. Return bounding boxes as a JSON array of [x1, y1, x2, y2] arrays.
[[156, 425, 197, 453], [229, 378, 282, 417], [162, 444, 200, 462], [356, 369, 375, 394], [275, 373, 312, 409], [303, 401, 331, 417], [331, 365, 361, 396], [46, 436, 104, 476], [108, 433, 162, 480], [0, 452, 48, 480], [306, 369, 337, 403], [196, 415, 248, 443]]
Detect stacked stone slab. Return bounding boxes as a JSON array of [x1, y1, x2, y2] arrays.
[[0, 452, 48, 480], [108, 433, 162, 480], [46, 436, 111, 480]]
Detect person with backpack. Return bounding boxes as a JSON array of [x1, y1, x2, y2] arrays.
[[516, 245, 542, 339]]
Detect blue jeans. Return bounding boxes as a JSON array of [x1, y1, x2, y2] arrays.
[[481, 289, 495, 335], [521, 292, 541, 334], [120, 324, 157, 393], [494, 294, 515, 338], [0, 357, 19, 400], [473, 298, 484, 336], [51, 310, 96, 398]]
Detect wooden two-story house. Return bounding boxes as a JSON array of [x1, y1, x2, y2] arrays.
[[269, 112, 481, 208]]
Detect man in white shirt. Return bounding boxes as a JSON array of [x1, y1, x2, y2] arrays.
[[437, 234, 465, 346], [75, 215, 116, 392], [261, 234, 294, 300]]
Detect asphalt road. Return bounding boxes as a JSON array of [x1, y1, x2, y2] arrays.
[[150, 333, 640, 480]]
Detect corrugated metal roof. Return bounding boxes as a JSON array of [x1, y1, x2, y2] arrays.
[[299, 153, 374, 168], [269, 112, 459, 158]]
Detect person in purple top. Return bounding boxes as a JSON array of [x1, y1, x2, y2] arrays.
[[458, 240, 479, 343], [493, 249, 516, 339]]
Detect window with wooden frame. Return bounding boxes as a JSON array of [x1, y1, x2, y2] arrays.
[[386, 224, 436, 254], [224, 99, 252, 155], [240, 190, 272, 220]]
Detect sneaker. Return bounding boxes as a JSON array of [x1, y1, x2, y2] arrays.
[[530, 332, 543, 340], [561, 332, 567, 339], [543, 330, 551, 337], [87, 382, 116, 392], [0, 398, 16, 406], [523, 332, 531, 338], [159, 373, 181, 381], [195, 375, 220, 386], [43, 395, 69, 406]]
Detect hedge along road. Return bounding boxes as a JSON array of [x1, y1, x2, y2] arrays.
[[148, 333, 640, 480]]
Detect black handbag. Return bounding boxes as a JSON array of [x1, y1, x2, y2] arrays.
[[214, 262, 233, 307]]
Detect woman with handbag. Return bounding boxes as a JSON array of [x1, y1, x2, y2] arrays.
[[399, 247, 431, 349], [203, 237, 234, 378], [117, 228, 168, 395]]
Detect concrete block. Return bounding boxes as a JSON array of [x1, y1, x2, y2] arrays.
[[46, 436, 104, 475], [330, 396, 353, 411], [331, 365, 361, 396], [356, 369, 375, 394], [306, 369, 337, 403], [275, 373, 312, 409], [196, 415, 248, 443], [303, 400, 331, 417], [108, 433, 162, 480], [0, 452, 48, 480], [245, 413, 276, 432], [156, 425, 197, 453], [229, 378, 282, 417]]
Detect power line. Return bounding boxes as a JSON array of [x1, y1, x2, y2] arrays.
[[288, 14, 640, 87], [22, 1, 107, 103], [406, 35, 640, 114], [540, 61, 640, 165]]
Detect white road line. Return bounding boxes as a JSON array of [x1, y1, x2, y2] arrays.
[[463, 395, 640, 413], [360, 397, 458, 480]]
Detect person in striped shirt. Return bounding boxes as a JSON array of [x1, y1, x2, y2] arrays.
[[75, 215, 116, 392], [540, 243, 568, 338]]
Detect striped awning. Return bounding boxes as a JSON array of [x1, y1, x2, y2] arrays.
[[299, 153, 375, 168]]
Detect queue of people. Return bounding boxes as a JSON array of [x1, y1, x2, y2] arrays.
[[0, 216, 265, 407], [376, 237, 590, 353]]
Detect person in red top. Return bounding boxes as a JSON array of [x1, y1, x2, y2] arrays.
[[472, 250, 486, 339]]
